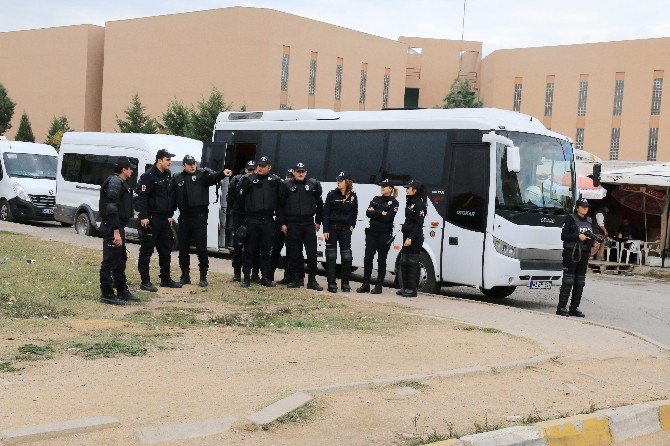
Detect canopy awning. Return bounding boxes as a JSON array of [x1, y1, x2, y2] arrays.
[[601, 163, 670, 187]]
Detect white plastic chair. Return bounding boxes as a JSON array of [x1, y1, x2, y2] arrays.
[[620, 240, 642, 265], [642, 240, 661, 265], [604, 239, 619, 263]]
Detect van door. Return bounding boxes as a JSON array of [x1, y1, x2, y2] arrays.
[[442, 143, 490, 287]]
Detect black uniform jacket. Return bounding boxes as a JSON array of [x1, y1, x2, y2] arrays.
[[171, 167, 227, 214], [135, 165, 173, 219], [401, 195, 427, 240], [99, 175, 133, 230], [238, 173, 282, 218], [561, 213, 595, 251], [278, 178, 324, 226], [366, 195, 399, 234], [323, 189, 358, 232]]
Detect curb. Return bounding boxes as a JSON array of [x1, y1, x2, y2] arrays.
[[429, 399, 670, 446], [0, 416, 119, 445]]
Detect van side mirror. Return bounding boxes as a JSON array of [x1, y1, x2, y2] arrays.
[[592, 163, 602, 187], [506, 146, 521, 173]]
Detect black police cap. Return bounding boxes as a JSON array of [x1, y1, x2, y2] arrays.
[[576, 197, 590, 208], [257, 156, 272, 166], [156, 149, 175, 160], [115, 156, 137, 170], [294, 162, 307, 172], [183, 155, 196, 165], [405, 179, 423, 189], [336, 171, 352, 181]]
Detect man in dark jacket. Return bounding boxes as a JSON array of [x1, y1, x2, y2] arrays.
[[558, 197, 600, 317], [171, 155, 231, 287], [136, 149, 182, 291], [279, 162, 324, 291], [226, 160, 257, 281], [99, 156, 137, 305]]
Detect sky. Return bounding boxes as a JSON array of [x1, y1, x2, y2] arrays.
[[1, 1, 669, 55]]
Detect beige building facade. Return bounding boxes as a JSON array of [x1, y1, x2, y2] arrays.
[[0, 24, 104, 140]]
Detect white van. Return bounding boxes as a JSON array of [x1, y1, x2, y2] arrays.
[[0, 138, 58, 223], [55, 132, 203, 237]]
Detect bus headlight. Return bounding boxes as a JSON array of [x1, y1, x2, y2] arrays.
[[11, 182, 31, 202], [493, 236, 519, 259]]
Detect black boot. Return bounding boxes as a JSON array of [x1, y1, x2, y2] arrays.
[[307, 275, 323, 291], [286, 272, 302, 288], [325, 248, 338, 293], [160, 278, 183, 288], [251, 269, 261, 284], [340, 249, 352, 292], [371, 281, 383, 294], [396, 253, 409, 296], [179, 268, 191, 285], [557, 275, 573, 316], [401, 253, 420, 298], [568, 275, 586, 317], [356, 280, 371, 293], [116, 285, 140, 302], [277, 270, 292, 285], [199, 270, 208, 287], [241, 275, 251, 288], [140, 276, 158, 292], [233, 267, 242, 282], [100, 285, 125, 306], [260, 275, 276, 287]]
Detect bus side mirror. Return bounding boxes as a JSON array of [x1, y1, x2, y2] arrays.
[[506, 146, 521, 173], [592, 163, 602, 187]]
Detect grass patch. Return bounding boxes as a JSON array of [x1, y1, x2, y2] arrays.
[[67, 331, 166, 359], [404, 431, 455, 446], [0, 361, 24, 373], [15, 344, 55, 361], [261, 402, 318, 430], [458, 325, 502, 334], [472, 413, 504, 434], [643, 269, 670, 279], [394, 380, 430, 390], [125, 307, 210, 328]]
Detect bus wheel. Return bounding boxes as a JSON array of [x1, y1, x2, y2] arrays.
[[75, 212, 94, 236], [398, 251, 438, 294], [480, 286, 516, 299]]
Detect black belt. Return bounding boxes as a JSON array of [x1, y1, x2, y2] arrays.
[[247, 216, 273, 224]]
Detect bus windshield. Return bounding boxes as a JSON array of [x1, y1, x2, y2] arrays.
[[2, 153, 57, 180], [496, 132, 574, 214]]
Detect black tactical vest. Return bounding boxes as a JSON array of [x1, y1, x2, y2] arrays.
[[564, 214, 593, 251], [283, 178, 318, 217], [244, 174, 279, 214]]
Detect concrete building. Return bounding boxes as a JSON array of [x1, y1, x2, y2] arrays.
[[481, 38, 670, 162], [0, 25, 104, 140]]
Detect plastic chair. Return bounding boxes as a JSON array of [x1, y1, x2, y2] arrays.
[[620, 240, 642, 265], [642, 240, 661, 265], [604, 239, 619, 263]]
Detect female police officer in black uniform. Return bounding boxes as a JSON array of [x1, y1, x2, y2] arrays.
[[557, 197, 600, 317], [323, 171, 358, 293], [397, 180, 427, 298], [356, 179, 399, 294]]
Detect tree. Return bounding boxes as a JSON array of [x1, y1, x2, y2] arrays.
[[15, 112, 35, 142], [160, 98, 192, 136], [188, 87, 232, 142], [442, 77, 483, 109], [44, 115, 73, 151], [115, 93, 158, 134], [0, 83, 16, 135]]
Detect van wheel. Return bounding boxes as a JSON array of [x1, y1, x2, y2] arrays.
[[398, 250, 439, 294], [75, 212, 94, 236], [0, 200, 13, 222], [480, 286, 516, 299]]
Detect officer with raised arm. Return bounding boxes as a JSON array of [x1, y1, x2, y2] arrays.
[[171, 155, 232, 287], [99, 156, 137, 305], [136, 149, 182, 291]]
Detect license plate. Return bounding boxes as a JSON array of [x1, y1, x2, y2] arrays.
[[41, 208, 54, 215], [530, 280, 552, 290]]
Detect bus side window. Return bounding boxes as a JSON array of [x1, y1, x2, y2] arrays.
[[276, 131, 327, 180], [327, 131, 384, 184], [383, 131, 447, 186]]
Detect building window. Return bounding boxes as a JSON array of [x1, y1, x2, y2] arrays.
[[359, 64, 368, 105], [280, 53, 290, 92], [613, 79, 624, 116], [382, 69, 390, 109], [609, 128, 621, 160], [651, 77, 663, 115], [647, 127, 659, 161], [577, 81, 588, 116], [334, 64, 343, 101], [308, 59, 317, 96], [575, 128, 585, 150], [544, 82, 554, 117], [513, 83, 522, 112]]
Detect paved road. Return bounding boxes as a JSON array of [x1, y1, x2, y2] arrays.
[[3, 220, 670, 347]]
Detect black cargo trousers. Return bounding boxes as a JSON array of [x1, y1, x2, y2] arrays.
[[178, 211, 209, 273], [138, 214, 173, 282]]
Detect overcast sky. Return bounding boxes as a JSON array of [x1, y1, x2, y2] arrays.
[[1, 0, 669, 55]]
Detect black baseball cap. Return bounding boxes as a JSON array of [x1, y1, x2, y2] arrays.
[[245, 160, 257, 170], [257, 156, 272, 166], [182, 155, 196, 165], [115, 156, 137, 170], [336, 171, 352, 182], [293, 162, 307, 172], [576, 197, 590, 208], [156, 149, 175, 160], [405, 179, 423, 189], [379, 179, 393, 187]]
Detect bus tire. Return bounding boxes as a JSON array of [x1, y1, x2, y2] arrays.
[[0, 200, 14, 222], [480, 286, 516, 299], [75, 211, 95, 236], [398, 250, 438, 294]]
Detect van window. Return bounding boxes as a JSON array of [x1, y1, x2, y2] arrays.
[[327, 131, 384, 184], [384, 131, 447, 185], [3, 153, 57, 179], [61, 153, 138, 187], [276, 132, 328, 180]]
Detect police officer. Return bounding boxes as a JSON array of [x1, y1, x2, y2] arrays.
[[357, 179, 399, 294], [397, 180, 427, 298], [99, 156, 137, 305], [279, 162, 324, 291], [557, 197, 599, 317], [271, 169, 303, 285], [227, 160, 257, 281], [238, 155, 281, 287], [172, 155, 231, 287], [136, 149, 182, 291], [323, 171, 358, 293]]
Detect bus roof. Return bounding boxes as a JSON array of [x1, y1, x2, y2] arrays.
[[61, 132, 203, 158], [0, 140, 57, 156], [215, 108, 569, 141]]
